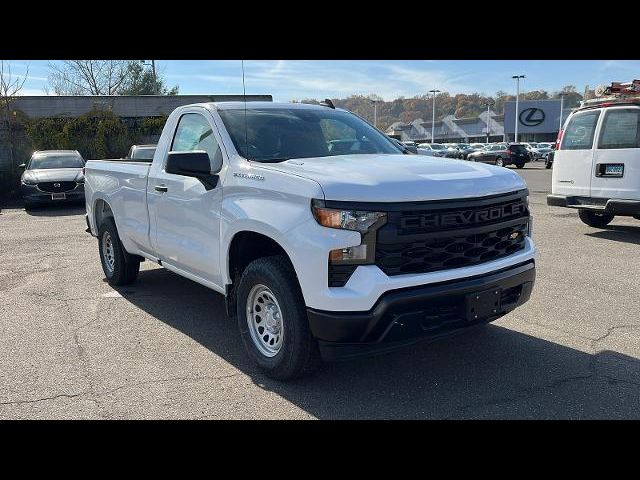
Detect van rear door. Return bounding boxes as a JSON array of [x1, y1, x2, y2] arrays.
[[552, 110, 600, 198], [591, 107, 640, 201]]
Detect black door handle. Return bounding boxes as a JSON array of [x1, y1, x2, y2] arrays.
[[154, 185, 168, 193]]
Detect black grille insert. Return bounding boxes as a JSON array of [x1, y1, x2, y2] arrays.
[[376, 192, 529, 276], [37, 181, 77, 193]]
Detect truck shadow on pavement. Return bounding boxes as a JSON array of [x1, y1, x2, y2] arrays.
[[586, 225, 640, 245], [116, 267, 640, 419]]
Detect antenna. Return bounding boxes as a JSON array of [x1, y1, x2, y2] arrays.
[[242, 60, 249, 159]]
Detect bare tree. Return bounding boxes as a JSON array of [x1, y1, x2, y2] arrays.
[[0, 60, 29, 182], [47, 60, 132, 95]]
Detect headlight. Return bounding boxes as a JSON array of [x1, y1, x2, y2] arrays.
[[311, 199, 386, 233], [21, 176, 37, 185]]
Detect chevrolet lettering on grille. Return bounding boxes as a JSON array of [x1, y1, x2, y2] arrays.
[[400, 201, 527, 230]]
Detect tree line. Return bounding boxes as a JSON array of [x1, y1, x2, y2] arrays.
[[296, 85, 592, 131]]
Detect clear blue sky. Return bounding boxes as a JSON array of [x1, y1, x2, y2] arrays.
[[7, 60, 640, 101]]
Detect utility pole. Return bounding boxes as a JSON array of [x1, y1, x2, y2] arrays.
[[143, 60, 159, 95], [512, 75, 525, 142], [429, 89, 441, 142]]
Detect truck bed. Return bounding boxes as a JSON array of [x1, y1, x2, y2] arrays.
[[84, 159, 153, 256]]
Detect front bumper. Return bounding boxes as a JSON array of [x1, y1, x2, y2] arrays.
[[547, 195, 640, 216], [308, 260, 535, 361], [21, 183, 85, 204]]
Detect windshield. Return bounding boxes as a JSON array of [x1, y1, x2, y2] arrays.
[[537, 143, 551, 148], [218, 107, 401, 162], [28, 154, 83, 170], [430, 144, 446, 150], [132, 147, 156, 160], [510, 144, 528, 153]]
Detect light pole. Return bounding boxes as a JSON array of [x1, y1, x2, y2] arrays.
[[429, 89, 440, 142], [143, 60, 158, 95], [483, 101, 495, 143], [369, 98, 378, 128], [512, 75, 525, 142]]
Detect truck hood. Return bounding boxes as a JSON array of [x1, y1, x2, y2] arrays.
[[22, 168, 83, 183], [262, 154, 527, 202]]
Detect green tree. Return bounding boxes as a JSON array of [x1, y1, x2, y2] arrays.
[[119, 61, 179, 96]]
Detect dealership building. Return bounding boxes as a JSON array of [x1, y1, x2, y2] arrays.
[[386, 99, 572, 144]]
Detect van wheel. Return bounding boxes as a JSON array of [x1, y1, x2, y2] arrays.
[[578, 209, 614, 228], [495, 157, 504, 167], [98, 217, 140, 286], [236, 255, 320, 380]]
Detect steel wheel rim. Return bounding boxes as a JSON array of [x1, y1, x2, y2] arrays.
[[246, 284, 284, 357], [102, 231, 115, 274]]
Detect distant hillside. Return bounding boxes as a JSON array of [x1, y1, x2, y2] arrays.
[[295, 85, 591, 131]]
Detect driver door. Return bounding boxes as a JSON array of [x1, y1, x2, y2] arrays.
[[149, 110, 226, 288]]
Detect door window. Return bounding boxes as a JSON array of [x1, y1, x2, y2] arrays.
[[598, 109, 640, 149], [171, 113, 223, 168], [561, 112, 599, 150]]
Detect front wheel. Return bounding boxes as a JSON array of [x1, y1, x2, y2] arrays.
[[578, 209, 614, 228], [495, 157, 504, 167], [236, 255, 320, 380], [98, 217, 140, 286], [516, 162, 525, 169]]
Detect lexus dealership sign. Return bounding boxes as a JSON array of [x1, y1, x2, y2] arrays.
[[504, 99, 561, 134]]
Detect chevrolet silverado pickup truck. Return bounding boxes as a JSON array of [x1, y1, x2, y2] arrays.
[[85, 101, 537, 380]]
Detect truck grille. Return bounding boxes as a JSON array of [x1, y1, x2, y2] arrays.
[[375, 191, 529, 277], [37, 181, 77, 193]]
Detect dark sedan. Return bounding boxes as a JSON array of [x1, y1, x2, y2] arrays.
[[467, 143, 529, 168], [20, 150, 86, 209]]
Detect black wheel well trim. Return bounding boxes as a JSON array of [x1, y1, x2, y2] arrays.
[[94, 198, 114, 230], [225, 230, 298, 319]]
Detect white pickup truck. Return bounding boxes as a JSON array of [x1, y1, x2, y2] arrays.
[[85, 100, 537, 379]]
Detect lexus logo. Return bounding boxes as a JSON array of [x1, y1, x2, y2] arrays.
[[519, 108, 545, 127], [54, 183, 60, 188]]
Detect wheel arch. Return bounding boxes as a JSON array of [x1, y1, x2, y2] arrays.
[[224, 229, 299, 320]]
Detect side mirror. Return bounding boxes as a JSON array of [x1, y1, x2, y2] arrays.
[[18, 163, 26, 169], [166, 151, 220, 190]]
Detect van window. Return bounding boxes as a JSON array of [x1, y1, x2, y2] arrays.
[[598, 109, 640, 149], [561, 112, 599, 150]]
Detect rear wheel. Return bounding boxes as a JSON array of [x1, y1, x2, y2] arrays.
[[495, 157, 504, 167], [98, 217, 140, 286], [236, 255, 320, 380], [516, 162, 525, 169], [578, 209, 614, 228]]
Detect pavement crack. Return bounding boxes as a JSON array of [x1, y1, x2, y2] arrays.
[[0, 392, 88, 407], [96, 373, 243, 397], [591, 324, 640, 348]]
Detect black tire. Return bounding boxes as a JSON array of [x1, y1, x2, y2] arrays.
[[545, 162, 552, 169], [633, 215, 640, 221], [578, 209, 614, 228], [98, 217, 140, 286], [495, 157, 504, 167], [516, 162, 525, 169], [23, 200, 35, 211], [236, 255, 320, 380]]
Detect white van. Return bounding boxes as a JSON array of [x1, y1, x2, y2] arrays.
[[547, 99, 640, 227]]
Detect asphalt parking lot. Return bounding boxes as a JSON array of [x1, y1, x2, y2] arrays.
[[1, 161, 639, 419]]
